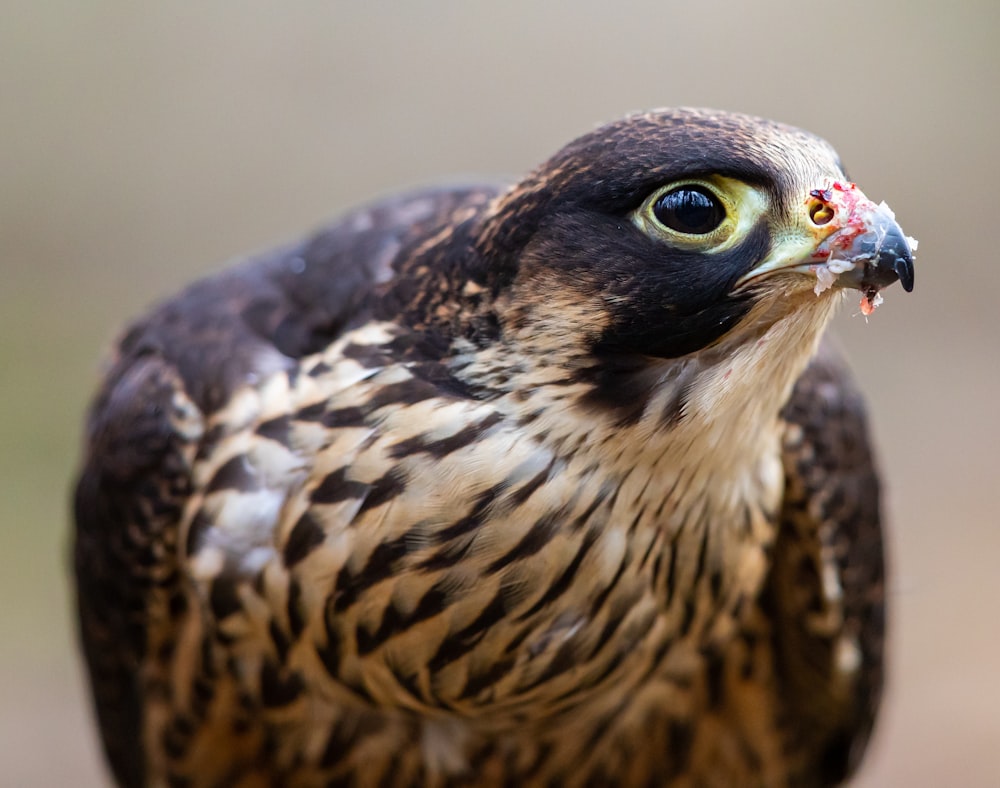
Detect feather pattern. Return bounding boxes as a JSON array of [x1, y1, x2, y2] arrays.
[[73, 109, 901, 787]]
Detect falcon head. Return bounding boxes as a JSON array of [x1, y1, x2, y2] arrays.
[[468, 108, 914, 368]]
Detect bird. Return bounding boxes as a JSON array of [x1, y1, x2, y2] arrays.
[[73, 108, 915, 787]]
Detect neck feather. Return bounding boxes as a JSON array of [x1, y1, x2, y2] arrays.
[[455, 291, 843, 519]]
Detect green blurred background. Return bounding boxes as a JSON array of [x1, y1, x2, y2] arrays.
[[3, 2, 997, 784]]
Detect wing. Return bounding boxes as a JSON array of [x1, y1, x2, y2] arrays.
[[766, 339, 886, 783], [72, 185, 501, 786]]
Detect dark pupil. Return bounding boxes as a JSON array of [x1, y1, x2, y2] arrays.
[[653, 187, 724, 234]]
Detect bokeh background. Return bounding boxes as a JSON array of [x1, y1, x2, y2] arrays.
[[3, 2, 997, 784]]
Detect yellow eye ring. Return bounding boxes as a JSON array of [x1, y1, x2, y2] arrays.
[[635, 179, 735, 248], [632, 176, 769, 253]]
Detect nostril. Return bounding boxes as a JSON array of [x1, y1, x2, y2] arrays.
[[809, 199, 835, 226]]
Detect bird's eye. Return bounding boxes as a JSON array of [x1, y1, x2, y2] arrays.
[[652, 186, 726, 235]]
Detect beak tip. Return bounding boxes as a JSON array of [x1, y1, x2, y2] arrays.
[[867, 223, 915, 294], [895, 257, 915, 292]]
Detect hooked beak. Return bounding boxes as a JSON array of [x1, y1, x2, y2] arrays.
[[830, 212, 915, 293], [734, 181, 916, 296]]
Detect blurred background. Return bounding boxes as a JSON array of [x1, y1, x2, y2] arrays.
[[2, 1, 997, 784]]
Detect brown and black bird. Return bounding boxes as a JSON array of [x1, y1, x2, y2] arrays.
[[73, 108, 915, 787]]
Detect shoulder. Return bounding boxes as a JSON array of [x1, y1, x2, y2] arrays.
[[106, 184, 503, 414]]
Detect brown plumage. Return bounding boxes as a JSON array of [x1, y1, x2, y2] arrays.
[[73, 108, 913, 787]]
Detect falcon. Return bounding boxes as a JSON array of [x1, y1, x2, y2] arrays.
[[73, 108, 915, 787]]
